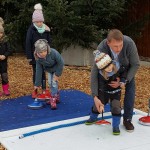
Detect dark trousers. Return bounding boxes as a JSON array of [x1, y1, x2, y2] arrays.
[[123, 78, 135, 120], [32, 64, 46, 89], [92, 90, 121, 115], [0, 61, 8, 85]]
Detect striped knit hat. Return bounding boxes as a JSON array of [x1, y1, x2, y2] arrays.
[[93, 50, 112, 70], [32, 3, 44, 22]]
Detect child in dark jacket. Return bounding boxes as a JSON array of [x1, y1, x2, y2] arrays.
[[85, 50, 127, 135], [34, 39, 64, 109], [0, 17, 12, 96], [25, 3, 51, 98]]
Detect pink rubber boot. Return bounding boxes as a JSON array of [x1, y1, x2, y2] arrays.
[[56, 92, 60, 103], [50, 96, 57, 110], [2, 84, 10, 96]]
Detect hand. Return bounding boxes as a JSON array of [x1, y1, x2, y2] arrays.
[[108, 77, 120, 88], [54, 74, 59, 82], [94, 96, 104, 113], [99, 105, 104, 113], [120, 82, 126, 88], [34, 86, 39, 90], [0, 55, 6, 60]]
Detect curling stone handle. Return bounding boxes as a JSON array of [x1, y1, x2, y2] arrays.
[[149, 99, 150, 108], [102, 110, 104, 120]]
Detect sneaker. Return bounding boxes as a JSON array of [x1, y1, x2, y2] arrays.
[[123, 119, 134, 132], [113, 127, 120, 135], [85, 118, 98, 125]]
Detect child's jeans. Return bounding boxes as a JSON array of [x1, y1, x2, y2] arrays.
[[48, 73, 58, 96]]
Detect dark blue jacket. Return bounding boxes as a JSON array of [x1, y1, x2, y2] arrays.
[[25, 24, 51, 64], [0, 36, 13, 73]]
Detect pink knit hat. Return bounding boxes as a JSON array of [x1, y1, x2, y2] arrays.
[[32, 3, 44, 22]]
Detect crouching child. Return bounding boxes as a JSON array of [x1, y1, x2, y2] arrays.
[[85, 50, 127, 135], [34, 39, 64, 109]]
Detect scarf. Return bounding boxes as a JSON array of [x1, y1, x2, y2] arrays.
[[34, 23, 45, 34]]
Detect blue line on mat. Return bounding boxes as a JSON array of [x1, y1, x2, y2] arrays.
[[19, 115, 112, 139], [19, 112, 136, 139]]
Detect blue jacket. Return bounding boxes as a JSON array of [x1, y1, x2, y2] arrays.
[[25, 24, 51, 64], [35, 48, 64, 86]]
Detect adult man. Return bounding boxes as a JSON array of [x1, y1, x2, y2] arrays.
[[86, 29, 140, 132]]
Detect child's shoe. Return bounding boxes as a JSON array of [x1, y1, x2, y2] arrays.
[[85, 118, 98, 125], [50, 96, 57, 110], [112, 115, 121, 135], [47, 92, 60, 104], [2, 84, 10, 96], [85, 112, 98, 125], [56, 92, 60, 103], [32, 89, 38, 98], [113, 127, 120, 135]]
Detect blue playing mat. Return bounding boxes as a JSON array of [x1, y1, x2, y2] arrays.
[[0, 89, 110, 132]]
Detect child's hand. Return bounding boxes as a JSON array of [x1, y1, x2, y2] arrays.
[[54, 74, 59, 82], [34, 86, 39, 90], [94, 96, 104, 113], [99, 105, 104, 113], [0, 55, 6, 60], [108, 77, 120, 88], [0, 55, 3, 60], [120, 82, 125, 88]]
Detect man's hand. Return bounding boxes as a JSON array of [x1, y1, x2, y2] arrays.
[[94, 96, 104, 113], [108, 77, 120, 88]]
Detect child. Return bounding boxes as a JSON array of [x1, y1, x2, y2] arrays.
[[0, 17, 12, 96], [85, 50, 126, 135], [34, 39, 64, 109], [25, 3, 52, 98]]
